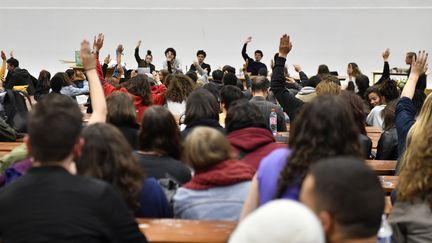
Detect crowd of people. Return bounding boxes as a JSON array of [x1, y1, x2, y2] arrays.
[[0, 32, 430, 243]]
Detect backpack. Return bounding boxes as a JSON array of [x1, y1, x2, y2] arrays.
[[3, 90, 31, 133]]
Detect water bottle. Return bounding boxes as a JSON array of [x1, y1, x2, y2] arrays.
[[269, 108, 277, 136], [377, 215, 392, 243]]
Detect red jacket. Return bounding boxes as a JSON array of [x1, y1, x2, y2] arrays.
[[227, 127, 286, 171]]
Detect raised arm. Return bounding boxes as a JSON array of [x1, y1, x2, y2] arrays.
[[0, 51, 6, 82], [293, 64, 309, 85], [241, 36, 252, 61], [271, 34, 304, 122], [376, 48, 391, 85], [92, 33, 105, 82], [80, 39, 107, 124], [134, 40, 142, 64], [401, 51, 428, 99]]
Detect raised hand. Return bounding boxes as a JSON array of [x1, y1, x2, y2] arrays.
[[104, 54, 111, 65], [1, 51, 6, 61], [245, 36, 252, 44], [382, 48, 390, 61], [93, 33, 104, 52], [293, 64, 302, 73], [9, 51, 13, 58], [136, 40, 142, 48], [80, 40, 96, 71], [116, 44, 124, 55], [278, 34, 293, 58], [411, 51, 428, 77]]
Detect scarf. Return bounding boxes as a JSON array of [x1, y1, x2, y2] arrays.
[[183, 159, 255, 190]]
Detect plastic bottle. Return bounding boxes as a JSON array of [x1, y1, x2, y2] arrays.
[[377, 215, 392, 243], [269, 108, 277, 136]]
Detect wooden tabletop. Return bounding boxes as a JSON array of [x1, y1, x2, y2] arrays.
[[0, 142, 23, 152], [379, 176, 398, 193], [366, 160, 396, 175], [366, 126, 382, 133], [137, 219, 237, 243]]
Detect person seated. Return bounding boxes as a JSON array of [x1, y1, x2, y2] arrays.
[[342, 62, 370, 98], [77, 123, 172, 218], [202, 69, 224, 101], [50, 72, 89, 98], [226, 100, 285, 170], [106, 92, 140, 149], [0, 41, 146, 242], [164, 74, 196, 118], [173, 127, 255, 220], [240, 58, 363, 220], [242, 36, 267, 75], [365, 85, 383, 109], [189, 50, 211, 74], [300, 157, 384, 243], [219, 85, 245, 127], [229, 200, 324, 243], [249, 76, 286, 132], [405, 51, 427, 92], [163, 47, 182, 73], [315, 75, 341, 96], [3, 54, 36, 94], [182, 89, 224, 137], [376, 100, 398, 160], [137, 106, 192, 185], [135, 40, 155, 73], [339, 91, 372, 158], [34, 69, 51, 101]]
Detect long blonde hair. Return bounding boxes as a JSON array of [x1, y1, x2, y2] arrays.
[[398, 93, 432, 205]]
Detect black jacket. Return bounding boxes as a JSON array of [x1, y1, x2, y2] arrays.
[[376, 127, 398, 160]]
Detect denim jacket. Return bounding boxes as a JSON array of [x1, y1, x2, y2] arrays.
[[173, 181, 251, 221]]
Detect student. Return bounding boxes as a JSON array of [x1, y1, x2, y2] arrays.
[[50, 72, 89, 97], [135, 40, 155, 73], [365, 86, 382, 108], [77, 123, 172, 218], [163, 47, 181, 73], [182, 89, 224, 137], [137, 106, 192, 184], [389, 87, 432, 241], [315, 76, 341, 96], [342, 62, 370, 97], [202, 69, 224, 101], [405, 51, 427, 91], [249, 76, 286, 132], [242, 36, 267, 75], [106, 92, 140, 149], [300, 157, 384, 243], [395, 51, 428, 169], [189, 50, 211, 74], [219, 85, 245, 127], [173, 127, 255, 220], [226, 100, 285, 170], [34, 69, 51, 101], [376, 100, 398, 160], [240, 51, 363, 219], [339, 91, 372, 158], [0, 40, 147, 243], [230, 200, 325, 243], [164, 74, 196, 118]]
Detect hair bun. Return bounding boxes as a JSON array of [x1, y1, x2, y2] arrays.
[[147, 50, 152, 55]]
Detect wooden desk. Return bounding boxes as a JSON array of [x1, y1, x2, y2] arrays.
[[366, 126, 382, 133], [137, 219, 237, 243], [366, 160, 396, 175], [368, 132, 381, 150], [379, 176, 398, 193], [0, 142, 23, 152], [275, 132, 289, 144], [372, 71, 407, 84]]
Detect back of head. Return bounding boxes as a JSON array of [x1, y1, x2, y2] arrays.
[[338, 91, 368, 135], [122, 74, 152, 106], [308, 157, 384, 239], [50, 72, 70, 92], [6, 57, 19, 68], [223, 72, 238, 86], [382, 99, 397, 131], [186, 71, 198, 82], [229, 200, 325, 243], [212, 70, 224, 82], [316, 78, 341, 96], [225, 100, 267, 134], [251, 76, 270, 93], [305, 75, 322, 88], [139, 105, 182, 159], [77, 123, 143, 210], [222, 65, 236, 74], [28, 93, 83, 163], [378, 79, 400, 103], [185, 89, 220, 125], [106, 92, 137, 126], [165, 74, 196, 103], [38, 70, 51, 88], [317, 64, 330, 75], [220, 85, 245, 111], [257, 67, 268, 77], [355, 75, 370, 98], [65, 69, 74, 79], [183, 126, 231, 170], [275, 95, 362, 198]]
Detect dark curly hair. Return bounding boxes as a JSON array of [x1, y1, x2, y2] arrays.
[[339, 91, 369, 135], [275, 95, 363, 198], [121, 74, 152, 106], [378, 79, 400, 103], [225, 99, 268, 134], [77, 123, 144, 210], [164, 74, 196, 103]]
